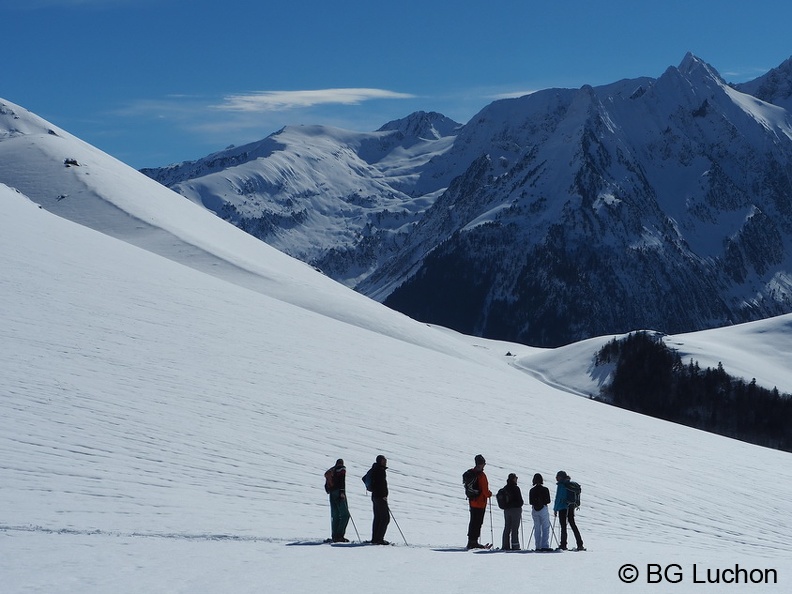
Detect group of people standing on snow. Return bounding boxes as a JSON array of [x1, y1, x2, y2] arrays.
[[466, 454, 584, 551], [323, 454, 584, 551]]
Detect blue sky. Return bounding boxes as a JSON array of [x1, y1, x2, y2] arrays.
[[3, 0, 791, 169]]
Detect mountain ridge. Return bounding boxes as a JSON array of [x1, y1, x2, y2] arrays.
[[88, 55, 792, 344]]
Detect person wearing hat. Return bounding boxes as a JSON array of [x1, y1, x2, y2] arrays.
[[499, 473, 524, 550], [466, 454, 492, 549], [325, 458, 350, 542], [553, 470, 584, 551], [529, 473, 552, 551]]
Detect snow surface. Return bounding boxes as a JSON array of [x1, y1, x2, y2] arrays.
[[2, 98, 792, 593]]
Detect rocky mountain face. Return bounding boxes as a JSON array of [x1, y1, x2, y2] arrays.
[[143, 54, 792, 347]]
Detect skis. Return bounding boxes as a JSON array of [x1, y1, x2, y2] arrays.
[[467, 543, 492, 550], [328, 537, 390, 547], [288, 539, 583, 551], [474, 547, 584, 554], [474, 547, 519, 554], [285, 540, 330, 546], [556, 547, 587, 552], [286, 538, 358, 546], [474, 546, 551, 554]]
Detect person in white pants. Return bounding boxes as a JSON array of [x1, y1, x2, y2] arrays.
[[529, 473, 552, 551]]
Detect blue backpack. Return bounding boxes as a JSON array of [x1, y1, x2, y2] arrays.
[[362, 468, 374, 491]]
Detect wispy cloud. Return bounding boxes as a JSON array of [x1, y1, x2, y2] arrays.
[[487, 90, 538, 100], [109, 89, 423, 157], [213, 88, 416, 113]]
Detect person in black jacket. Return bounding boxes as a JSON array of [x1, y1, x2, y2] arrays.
[[369, 454, 390, 545], [529, 473, 552, 551], [500, 473, 524, 550]]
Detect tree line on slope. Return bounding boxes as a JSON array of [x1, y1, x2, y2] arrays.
[[596, 331, 792, 452]]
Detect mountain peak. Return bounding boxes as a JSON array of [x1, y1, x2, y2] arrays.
[[377, 111, 461, 140], [678, 51, 704, 72], [677, 52, 724, 83]]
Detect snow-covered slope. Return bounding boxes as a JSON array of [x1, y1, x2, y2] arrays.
[[0, 98, 481, 362], [2, 101, 792, 592], [3, 179, 792, 593]]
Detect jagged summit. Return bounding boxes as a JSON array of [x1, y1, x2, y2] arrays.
[[653, 52, 728, 101], [677, 51, 724, 82], [377, 111, 462, 140]]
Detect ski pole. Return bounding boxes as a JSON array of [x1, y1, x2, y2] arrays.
[[488, 497, 494, 547], [348, 509, 362, 543], [551, 513, 560, 547], [527, 525, 534, 550], [388, 506, 408, 546]]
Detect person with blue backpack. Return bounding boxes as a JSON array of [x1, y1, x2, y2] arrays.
[[364, 455, 390, 545], [553, 470, 585, 551]]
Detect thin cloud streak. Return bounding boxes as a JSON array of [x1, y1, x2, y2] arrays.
[[487, 90, 538, 100], [214, 88, 416, 112], [110, 91, 426, 158]]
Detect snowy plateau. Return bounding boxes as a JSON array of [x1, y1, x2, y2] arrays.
[[144, 53, 792, 347], [1, 80, 792, 593]]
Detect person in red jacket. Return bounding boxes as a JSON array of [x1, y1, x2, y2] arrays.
[[466, 454, 492, 549]]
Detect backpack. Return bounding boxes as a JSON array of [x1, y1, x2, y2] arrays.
[[324, 468, 334, 494], [495, 487, 510, 509], [362, 468, 374, 492], [462, 469, 480, 499], [565, 481, 582, 508]]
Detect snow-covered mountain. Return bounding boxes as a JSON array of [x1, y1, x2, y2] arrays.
[[144, 54, 792, 347], [2, 94, 791, 593], [142, 111, 462, 287], [371, 53, 792, 346]]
